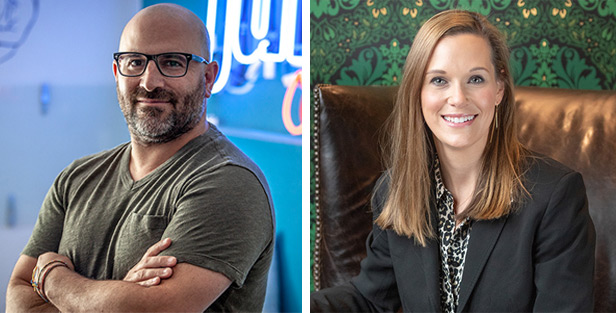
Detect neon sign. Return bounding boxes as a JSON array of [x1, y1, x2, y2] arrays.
[[206, 0, 302, 94], [282, 69, 301, 136]]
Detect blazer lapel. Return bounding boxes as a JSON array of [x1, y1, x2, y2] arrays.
[[415, 236, 441, 311], [456, 217, 508, 313], [394, 204, 441, 312], [416, 208, 441, 312]]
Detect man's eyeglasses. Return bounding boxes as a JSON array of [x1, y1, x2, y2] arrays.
[[113, 52, 209, 78]]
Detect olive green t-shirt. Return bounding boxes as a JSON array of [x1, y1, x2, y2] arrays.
[[23, 125, 274, 312]]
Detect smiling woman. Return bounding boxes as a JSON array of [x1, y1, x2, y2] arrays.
[[421, 33, 504, 167], [375, 9, 526, 248], [311, 9, 596, 313]]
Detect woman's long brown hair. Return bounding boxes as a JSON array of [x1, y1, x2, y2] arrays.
[[375, 10, 529, 246]]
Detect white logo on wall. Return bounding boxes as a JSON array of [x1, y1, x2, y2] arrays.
[[0, 0, 39, 64]]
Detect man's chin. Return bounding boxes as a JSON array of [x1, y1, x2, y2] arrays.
[[127, 119, 172, 143], [131, 132, 174, 145]]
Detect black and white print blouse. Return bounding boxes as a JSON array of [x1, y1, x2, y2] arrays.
[[434, 158, 473, 313]]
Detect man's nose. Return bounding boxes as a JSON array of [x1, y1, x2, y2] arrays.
[[140, 60, 165, 92]]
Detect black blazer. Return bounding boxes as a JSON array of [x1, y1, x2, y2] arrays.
[[311, 156, 596, 312]]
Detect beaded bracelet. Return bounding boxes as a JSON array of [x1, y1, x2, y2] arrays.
[[30, 260, 69, 303]]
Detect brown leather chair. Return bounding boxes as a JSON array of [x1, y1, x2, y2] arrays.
[[312, 85, 616, 311]]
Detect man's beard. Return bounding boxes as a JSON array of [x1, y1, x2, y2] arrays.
[[117, 78, 206, 145]]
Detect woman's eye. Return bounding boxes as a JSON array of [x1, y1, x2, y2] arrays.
[[430, 77, 447, 86], [469, 75, 485, 84]]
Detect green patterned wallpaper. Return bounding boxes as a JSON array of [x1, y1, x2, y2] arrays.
[[311, 0, 616, 88], [310, 0, 616, 291]]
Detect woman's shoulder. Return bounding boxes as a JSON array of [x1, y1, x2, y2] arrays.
[[520, 151, 586, 209], [522, 151, 581, 186]]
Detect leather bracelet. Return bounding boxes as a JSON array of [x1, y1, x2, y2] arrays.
[[31, 260, 69, 303]]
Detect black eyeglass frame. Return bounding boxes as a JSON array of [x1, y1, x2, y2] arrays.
[[113, 52, 209, 78]]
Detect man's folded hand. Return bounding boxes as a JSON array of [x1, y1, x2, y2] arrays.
[[123, 238, 177, 286]]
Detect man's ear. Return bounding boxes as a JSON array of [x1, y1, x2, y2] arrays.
[[204, 61, 219, 98], [113, 62, 119, 82]]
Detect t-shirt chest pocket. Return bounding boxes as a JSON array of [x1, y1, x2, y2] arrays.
[[113, 212, 169, 279]]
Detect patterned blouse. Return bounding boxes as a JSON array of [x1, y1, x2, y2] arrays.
[[434, 158, 473, 313]]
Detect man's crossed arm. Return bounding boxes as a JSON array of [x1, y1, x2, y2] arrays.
[[6, 238, 231, 312]]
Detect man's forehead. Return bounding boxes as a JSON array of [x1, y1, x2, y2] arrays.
[[132, 3, 199, 25], [119, 4, 205, 54], [120, 11, 202, 53]]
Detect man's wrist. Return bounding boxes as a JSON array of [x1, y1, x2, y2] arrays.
[[38, 262, 72, 303], [31, 260, 69, 302]]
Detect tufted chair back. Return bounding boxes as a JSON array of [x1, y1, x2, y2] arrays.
[[312, 85, 616, 311]]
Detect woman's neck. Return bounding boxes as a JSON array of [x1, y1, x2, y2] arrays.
[[436, 144, 484, 215]]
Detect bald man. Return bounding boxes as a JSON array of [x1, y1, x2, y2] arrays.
[[6, 4, 274, 312]]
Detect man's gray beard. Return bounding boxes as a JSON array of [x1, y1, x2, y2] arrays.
[[117, 80, 206, 145]]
